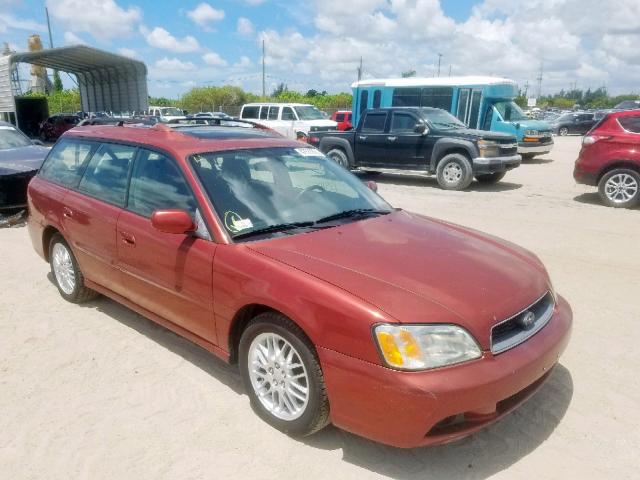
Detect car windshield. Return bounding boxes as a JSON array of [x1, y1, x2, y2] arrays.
[[0, 126, 32, 149], [160, 107, 183, 116], [494, 101, 528, 121], [294, 106, 325, 120], [189, 147, 392, 240], [421, 109, 466, 129]]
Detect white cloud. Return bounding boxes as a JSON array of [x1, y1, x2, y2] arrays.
[[234, 56, 252, 68], [237, 17, 254, 36], [117, 47, 138, 58], [186, 2, 225, 28], [46, 0, 140, 41], [154, 57, 196, 71], [63, 31, 86, 45], [143, 26, 200, 53], [203, 52, 228, 67], [0, 13, 46, 33]]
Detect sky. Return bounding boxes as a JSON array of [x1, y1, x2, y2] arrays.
[[1, 0, 639, 99]]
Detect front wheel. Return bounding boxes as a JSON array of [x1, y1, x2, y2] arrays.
[[475, 172, 506, 184], [239, 312, 330, 436], [436, 153, 474, 190], [326, 148, 351, 169], [558, 127, 569, 136], [598, 169, 640, 208]]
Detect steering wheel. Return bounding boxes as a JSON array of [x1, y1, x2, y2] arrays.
[[294, 184, 326, 202]]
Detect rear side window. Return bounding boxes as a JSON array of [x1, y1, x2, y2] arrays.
[[242, 106, 259, 119], [127, 149, 196, 217], [391, 113, 418, 132], [619, 116, 640, 133], [78, 143, 136, 206], [39, 139, 95, 187], [282, 107, 295, 120], [259, 106, 269, 120], [268, 106, 279, 120], [361, 113, 387, 133]]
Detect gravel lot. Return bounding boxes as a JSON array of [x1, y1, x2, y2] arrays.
[[1, 136, 638, 479]]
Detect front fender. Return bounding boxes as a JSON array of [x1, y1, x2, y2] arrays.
[[430, 138, 478, 171]]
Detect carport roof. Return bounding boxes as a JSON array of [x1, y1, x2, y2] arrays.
[[10, 45, 146, 75]]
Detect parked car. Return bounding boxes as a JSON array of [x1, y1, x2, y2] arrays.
[[0, 121, 49, 211], [39, 114, 81, 141], [309, 107, 521, 190], [574, 109, 640, 208], [614, 100, 640, 110], [331, 110, 352, 130], [239, 103, 337, 140], [550, 112, 596, 136], [146, 106, 186, 123], [194, 111, 233, 120], [27, 123, 571, 448]]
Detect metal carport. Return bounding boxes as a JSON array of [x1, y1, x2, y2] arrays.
[[0, 45, 148, 123]]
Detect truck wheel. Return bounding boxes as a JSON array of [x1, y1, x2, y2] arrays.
[[326, 148, 351, 170], [598, 169, 640, 208], [475, 172, 506, 184], [436, 154, 474, 190]]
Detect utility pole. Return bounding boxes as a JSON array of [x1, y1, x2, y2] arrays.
[[448, 64, 451, 77], [437, 53, 442, 77], [357, 56, 363, 81], [536, 61, 543, 98], [261, 39, 266, 99], [523, 80, 529, 98], [45, 7, 54, 48]]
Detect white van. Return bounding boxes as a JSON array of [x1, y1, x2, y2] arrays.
[[239, 103, 337, 140], [146, 106, 186, 123]]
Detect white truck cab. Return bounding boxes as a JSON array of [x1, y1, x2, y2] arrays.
[[147, 106, 186, 123], [239, 103, 337, 140]]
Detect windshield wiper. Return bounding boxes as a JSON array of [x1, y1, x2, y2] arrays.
[[315, 208, 391, 224], [232, 221, 319, 240]]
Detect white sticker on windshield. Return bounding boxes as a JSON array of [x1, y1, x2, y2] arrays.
[[295, 148, 324, 157], [224, 211, 253, 233], [234, 218, 253, 230], [0, 126, 15, 130]]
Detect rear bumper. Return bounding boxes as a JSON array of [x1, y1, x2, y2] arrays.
[[573, 165, 598, 186], [319, 295, 572, 448], [473, 154, 521, 174]]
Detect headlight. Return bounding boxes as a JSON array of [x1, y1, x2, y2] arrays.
[[373, 324, 482, 370], [477, 139, 501, 157], [524, 130, 539, 136]]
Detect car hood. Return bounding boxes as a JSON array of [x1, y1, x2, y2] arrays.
[[445, 128, 516, 142], [0, 145, 49, 176], [248, 210, 551, 349]]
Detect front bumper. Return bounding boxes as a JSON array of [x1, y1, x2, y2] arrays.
[[319, 295, 572, 448], [518, 141, 554, 155], [473, 154, 521, 174]]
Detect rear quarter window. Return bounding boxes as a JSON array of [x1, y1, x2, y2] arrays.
[[242, 106, 259, 119], [39, 139, 96, 187], [618, 116, 640, 133]]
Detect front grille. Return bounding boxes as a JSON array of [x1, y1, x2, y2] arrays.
[[491, 292, 555, 354]]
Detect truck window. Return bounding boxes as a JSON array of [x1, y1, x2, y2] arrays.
[[362, 113, 387, 133], [268, 106, 279, 120], [242, 106, 259, 119], [259, 106, 269, 120], [282, 107, 296, 120], [359, 91, 368, 116], [391, 113, 418, 133], [373, 90, 382, 108]]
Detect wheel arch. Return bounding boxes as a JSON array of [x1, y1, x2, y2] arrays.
[[319, 138, 355, 165], [42, 225, 62, 262], [430, 139, 476, 171], [597, 161, 640, 183]]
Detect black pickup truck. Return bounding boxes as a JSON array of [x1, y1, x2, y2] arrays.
[[308, 107, 521, 190]]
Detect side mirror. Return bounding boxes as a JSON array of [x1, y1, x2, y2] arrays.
[[151, 209, 195, 234], [365, 180, 378, 192], [414, 123, 428, 135]]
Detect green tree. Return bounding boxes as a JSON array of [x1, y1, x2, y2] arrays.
[[401, 70, 416, 78], [53, 71, 63, 92]]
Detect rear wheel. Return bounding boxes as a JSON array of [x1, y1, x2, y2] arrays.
[[326, 148, 351, 169], [239, 312, 330, 436], [436, 153, 474, 190], [475, 172, 506, 184], [558, 127, 569, 136], [598, 169, 640, 208], [49, 234, 98, 303]]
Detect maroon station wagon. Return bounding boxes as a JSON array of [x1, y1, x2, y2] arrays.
[[27, 122, 572, 448]]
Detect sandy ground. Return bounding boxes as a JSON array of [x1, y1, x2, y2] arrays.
[[1, 136, 638, 479]]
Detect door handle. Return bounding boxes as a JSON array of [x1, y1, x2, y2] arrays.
[[120, 231, 136, 246], [358, 136, 367, 140], [387, 136, 397, 141]]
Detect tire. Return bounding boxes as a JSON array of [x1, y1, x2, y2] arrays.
[[239, 312, 330, 437], [558, 127, 569, 136], [49, 234, 99, 303], [475, 171, 506, 184], [436, 153, 474, 190], [597, 169, 640, 208], [326, 148, 351, 169]]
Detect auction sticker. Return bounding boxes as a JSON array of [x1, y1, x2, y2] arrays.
[[224, 211, 253, 233], [295, 148, 324, 157]]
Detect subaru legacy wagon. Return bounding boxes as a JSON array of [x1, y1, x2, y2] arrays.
[[27, 122, 572, 448]]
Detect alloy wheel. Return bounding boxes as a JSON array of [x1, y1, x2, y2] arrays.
[[604, 173, 638, 204], [52, 243, 76, 295], [247, 332, 309, 421]]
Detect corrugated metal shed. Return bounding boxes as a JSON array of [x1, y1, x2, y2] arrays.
[[0, 45, 148, 115]]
